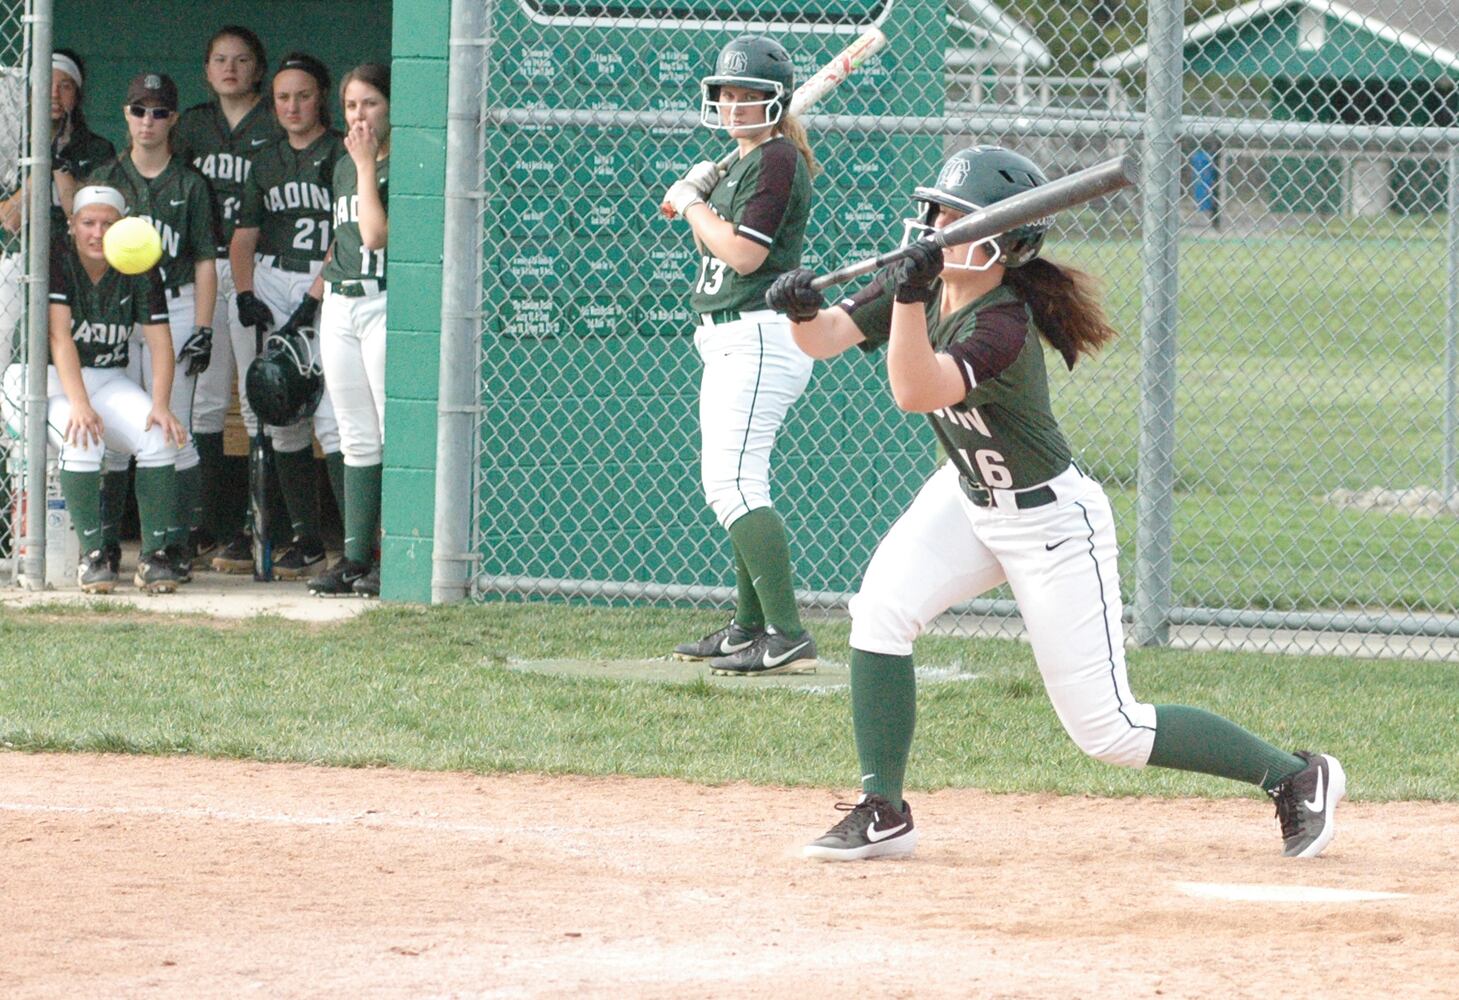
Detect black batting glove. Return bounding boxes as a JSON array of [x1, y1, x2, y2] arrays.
[[178, 326, 213, 377], [236, 290, 275, 332], [894, 239, 945, 304], [765, 268, 825, 323], [277, 295, 321, 339]]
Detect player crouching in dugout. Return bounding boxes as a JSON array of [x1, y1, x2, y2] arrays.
[[0, 186, 188, 593]]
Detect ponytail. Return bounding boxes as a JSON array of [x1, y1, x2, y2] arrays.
[[776, 111, 820, 177], [1003, 258, 1117, 369]]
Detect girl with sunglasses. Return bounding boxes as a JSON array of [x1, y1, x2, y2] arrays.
[[89, 72, 217, 582]]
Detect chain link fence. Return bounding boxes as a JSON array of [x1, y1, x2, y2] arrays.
[[0, 0, 37, 586], [463, 0, 1459, 659]]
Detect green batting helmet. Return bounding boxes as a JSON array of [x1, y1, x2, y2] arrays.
[[700, 35, 794, 130], [246, 329, 324, 427], [908, 145, 1051, 268]]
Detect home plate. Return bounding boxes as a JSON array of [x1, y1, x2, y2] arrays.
[[1175, 882, 1410, 903]]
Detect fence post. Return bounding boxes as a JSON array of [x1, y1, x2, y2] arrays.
[[1445, 144, 1459, 507], [431, 0, 487, 603], [1133, 0, 1184, 646], [21, 0, 52, 590]]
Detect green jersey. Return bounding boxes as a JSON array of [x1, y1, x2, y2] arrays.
[[89, 155, 217, 291], [688, 136, 810, 315], [174, 99, 282, 250], [238, 130, 346, 263], [321, 155, 388, 285], [52, 125, 117, 236], [847, 280, 1073, 490], [48, 240, 168, 369]]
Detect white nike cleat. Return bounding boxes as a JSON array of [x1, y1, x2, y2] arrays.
[[803, 794, 918, 861], [708, 628, 817, 676], [1270, 752, 1346, 858]]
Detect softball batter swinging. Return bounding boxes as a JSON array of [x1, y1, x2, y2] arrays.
[[91, 73, 217, 582], [767, 145, 1345, 861], [661, 35, 820, 675]]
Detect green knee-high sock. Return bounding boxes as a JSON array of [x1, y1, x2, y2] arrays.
[[58, 470, 103, 552], [726, 506, 803, 636], [731, 539, 765, 630], [273, 446, 321, 543], [1148, 705, 1307, 791], [343, 462, 382, 564], [193, 432, 225, 537], [324, 451, 345, 526], [99, 469, 129, 548], [851, 649, 917, 806], [133, 465, 176, 556], [168, 465, 201, 547]]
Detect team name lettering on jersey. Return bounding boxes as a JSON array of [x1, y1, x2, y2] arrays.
[[193, 152, 254, 185], [334, 194, 359, 226], [72, 320, 132, 366], [936, 404, 991, 437], [267, 181, 332, 214], [136, 214, 182, 260]]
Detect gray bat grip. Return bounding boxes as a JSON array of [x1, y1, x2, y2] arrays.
[[808, 153, 1140, 291]]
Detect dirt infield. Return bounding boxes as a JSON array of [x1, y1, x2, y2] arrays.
[[3, 753, 1455, 999]]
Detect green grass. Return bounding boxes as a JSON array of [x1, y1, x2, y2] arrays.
[[2, 602, 1455, 801]]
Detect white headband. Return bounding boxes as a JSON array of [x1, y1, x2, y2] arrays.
[[53, 53, 83, 89], [72, 185, 126, 215]]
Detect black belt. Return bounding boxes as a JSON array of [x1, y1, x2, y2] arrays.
[[960, 477, 1057, 510], [702, 308, 739, 325], [261, 254, 318, 274], [332, 280, 385, 297]]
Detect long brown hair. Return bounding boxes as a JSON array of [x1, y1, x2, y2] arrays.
[[1003, 258, 1117, 369], [775, 111, 819, 177]]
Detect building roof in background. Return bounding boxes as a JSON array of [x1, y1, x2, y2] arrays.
[[947, 0, 1053, 70]]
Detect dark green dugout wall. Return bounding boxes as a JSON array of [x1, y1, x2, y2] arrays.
[[56, 2, 391, 153]]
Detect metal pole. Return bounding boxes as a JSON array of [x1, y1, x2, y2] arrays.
[[1444, 144, 1459, 506], [21, 0, 52, 590], [1133, 0, 1184, 646], [431, 0, 487, 603]]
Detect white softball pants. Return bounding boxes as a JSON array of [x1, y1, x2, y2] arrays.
[[104, 283, 200, 473], [849, 461, 1158, 768], [236, 258, 339, 452], [1, 363, 178, 472], [191, 257, 238, 436], [319, 284, 387, 467], [693, 310, 812, 529]]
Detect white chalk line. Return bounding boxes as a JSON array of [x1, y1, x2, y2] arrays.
[[0, 799, 700, 845], [1175, 881, 1411, 903]]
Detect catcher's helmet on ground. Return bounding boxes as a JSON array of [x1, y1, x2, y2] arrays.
[[246, 330, 324, 427], [903, 145, 1051, 270], [700, 35, 794, 130]]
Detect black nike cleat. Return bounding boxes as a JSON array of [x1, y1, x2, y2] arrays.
[[672, 620, 765, 661], [211, 531, 253, 574], [134, 549, 181, 594], [273, 539, 327, 580], [803, 794, 918, 861], [709, 628, 817, 676], [77, 549, 117, 594], [308, 557, 370, 596], [1269, 751, 1346, 858]]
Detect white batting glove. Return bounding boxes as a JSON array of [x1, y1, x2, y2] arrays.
[[664, 181, 704, 218], [681, 160, 723, 197]]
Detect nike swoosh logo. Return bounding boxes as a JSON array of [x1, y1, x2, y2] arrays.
[[169, 199, 186, 206], [718, 636, 754, 655], [251, 138, 270, 146], [119, 296, 132, 305], [1302, 770, 1325, 813], [763, 639, 811, 668], [866, 821, 907, 843], [313, 159, 325, 168], [1045, 538, 1071, 551]]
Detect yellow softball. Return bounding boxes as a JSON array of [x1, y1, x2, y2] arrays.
[[102, 216, 163, 275]]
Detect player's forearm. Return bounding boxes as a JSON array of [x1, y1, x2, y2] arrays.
[[886, 303, 953, 413], [229, 229, 259, 291], [53, 170, 78, 218], [684, 205, 768, 274], [143, 324, 175, 406], [0, 180, 29, 233], [193, 258, 217, 327], [355, 163, 388, 249], [790, 307, 861, 360]]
